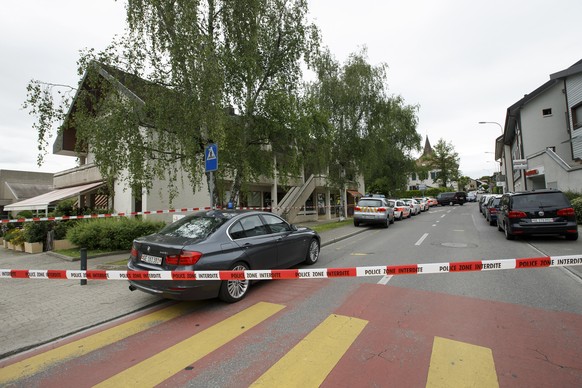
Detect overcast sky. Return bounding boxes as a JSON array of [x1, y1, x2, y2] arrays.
[[1, 0, 581, 179]]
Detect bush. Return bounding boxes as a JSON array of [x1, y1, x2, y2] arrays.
[[66, 218, 165, 251], [16, 210, 34, 219], [53, 221, 78, 240], [23, 222, 50, 243], [6, 229, 26, 246], [571, 197, 582, 225]]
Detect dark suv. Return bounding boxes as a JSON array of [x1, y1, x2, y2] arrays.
[[497, 189, 578, 241], [436, 191, 466, 206]]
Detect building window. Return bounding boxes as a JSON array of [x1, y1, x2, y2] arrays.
[[430, 171, 437, 180], [542, 108, 552, 117], [411, 173, 417, 180], [572, 102, 582, 129]]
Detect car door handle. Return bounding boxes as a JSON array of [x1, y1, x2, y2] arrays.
[[242, 243, 252, 248]]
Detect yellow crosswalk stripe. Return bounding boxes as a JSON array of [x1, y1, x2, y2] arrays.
[[251, 314, 368, 387], [94, 301, 285, 387], [426, 336, 499, 388], [0, 303, 193, 384]]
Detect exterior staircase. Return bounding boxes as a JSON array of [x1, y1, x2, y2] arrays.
[[276, 174, 316, 221]]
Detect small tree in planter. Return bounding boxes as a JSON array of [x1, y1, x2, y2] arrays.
[[7, 229, 26, 251], [23, 222, 49, 253]]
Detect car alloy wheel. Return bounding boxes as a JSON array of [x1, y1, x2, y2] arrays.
[[304, 238, 320, 265], [219, 262, 250, 303]]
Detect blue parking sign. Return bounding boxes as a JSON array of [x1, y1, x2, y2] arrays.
[[205, 143, 218, 172]]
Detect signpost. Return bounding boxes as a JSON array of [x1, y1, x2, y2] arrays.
[[513, 159, 527, 170], [205, 144, 218, 208]]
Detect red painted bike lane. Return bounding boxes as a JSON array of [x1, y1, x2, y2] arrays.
[[324, 284, 582, 387]]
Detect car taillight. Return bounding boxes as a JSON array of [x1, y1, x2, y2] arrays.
[[166, 251, 202, 266], [557, 208, 575, 217], [378, 207, 387, 213], [130, 245, 138, 258], [508, 210, 527, 219], [488, 208, 497, 214], [355, 206, 361, 211]]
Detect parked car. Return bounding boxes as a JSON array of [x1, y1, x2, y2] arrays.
[[484, 195, 502, 226], [497, 189, 578, 241], [392, 199, 411, 220], [127, 210, 320, 302], [413, 197, 429, 211], [467, 191, 477, 202], [427, 197, 438, 207], [353, 197, 394, 227], [479, 194, 494, 216], [436, 191, 466, 206], [402, 198, 421, 215]]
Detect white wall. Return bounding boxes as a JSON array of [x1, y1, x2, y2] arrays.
[[520, 84, 571, 162]]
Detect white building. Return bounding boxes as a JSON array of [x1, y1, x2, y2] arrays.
[[498, 59, 582, 192]]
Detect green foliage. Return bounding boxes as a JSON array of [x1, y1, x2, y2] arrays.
[[54, 199, 76, 216], [53, 221, 78, 240], [563, 191, 582, 201], [4, 229, 18, 242], [16, 211, 34, 219], [23, 222, 50, 243], [66, 218, 165, 250], [306, 48, 420, 193], [422, 139, 460, 187], [6, 229, 26, 246], [571, 197, 582, 225]]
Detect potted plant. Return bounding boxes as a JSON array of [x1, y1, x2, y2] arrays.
[[8, 229, 26, 251], [23, 222, 47, 254]]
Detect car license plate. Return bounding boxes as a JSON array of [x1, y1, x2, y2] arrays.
[[141, 253, 162, 265], [532, 218, 553, 223]]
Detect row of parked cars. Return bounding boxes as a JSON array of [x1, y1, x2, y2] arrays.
[[478, 189, 578, 241], [353, 195, 437, 227]]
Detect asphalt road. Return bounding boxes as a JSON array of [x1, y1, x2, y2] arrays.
[[2, 202, 581, 387]]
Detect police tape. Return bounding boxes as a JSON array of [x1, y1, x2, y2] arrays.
[[1, 255, 581, 281], [0, 204, 357, 224]]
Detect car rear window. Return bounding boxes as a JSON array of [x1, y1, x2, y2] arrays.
[[512, 193, 570, 209], [358, 199, 384, 207], [160, 215, 227, 238]]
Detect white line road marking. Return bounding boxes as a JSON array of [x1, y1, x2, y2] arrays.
[[415, 233, 429, 246], [441, 215, 446, 218], [378, 275, 392, 285]]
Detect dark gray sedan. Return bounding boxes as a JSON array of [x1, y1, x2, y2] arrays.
[[127, 210, 320, 302]]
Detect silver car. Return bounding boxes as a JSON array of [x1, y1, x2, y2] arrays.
[[353, 197, 395, 228]]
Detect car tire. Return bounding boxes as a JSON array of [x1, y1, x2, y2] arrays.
[[504, 224, 515, 240], [354, 220, 359, 227], [218, 262, 250, 303], [304, 238, 320, 265], [565, 232, 579, 241], [389, 216, 395, 224], [383, 217, 389, 228], [489, 218, 495, 226]]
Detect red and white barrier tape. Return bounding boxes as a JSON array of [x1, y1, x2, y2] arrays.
[[2, 255, 581, 281], [0, 206, 265, 224], [0, 204, 359, 224]]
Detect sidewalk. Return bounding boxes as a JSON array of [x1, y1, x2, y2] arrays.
[[0, 222, 363, 359]]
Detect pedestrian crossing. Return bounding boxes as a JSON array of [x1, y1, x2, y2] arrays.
[[0, 301, 369, 387], [0, 303, 193, 384]]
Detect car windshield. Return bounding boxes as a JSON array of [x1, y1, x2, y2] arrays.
[[159, 215, 228, 238], [512, 193, 570, 209]]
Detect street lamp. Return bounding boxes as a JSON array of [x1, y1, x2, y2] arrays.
[[478, 121, 503, 134]]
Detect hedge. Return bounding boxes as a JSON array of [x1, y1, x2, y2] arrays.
[[66, 218, 166, 251], [571, 197, 582, 225]]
